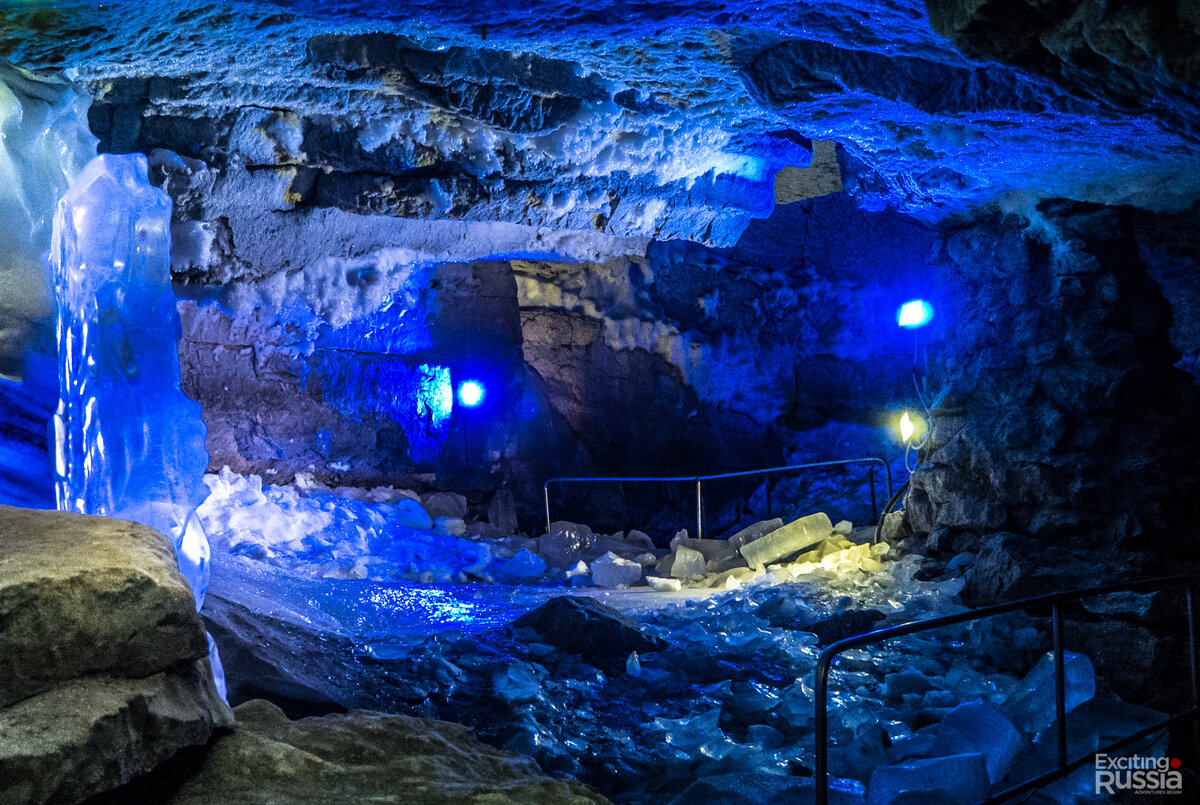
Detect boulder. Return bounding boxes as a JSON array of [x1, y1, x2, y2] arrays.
[[539, 523, 597, 570], [1, 663, 231, 805], [161, 699, 608, 804], [0, 507, 233, 805], [507, 596, 662, 672], [0, 506, 209, 706], [421, 491, 468, 519], [591, 552, 643, 588], [488, 489, 519, 534]]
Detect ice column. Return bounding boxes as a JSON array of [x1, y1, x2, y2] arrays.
[[50, 153, 223, 694]]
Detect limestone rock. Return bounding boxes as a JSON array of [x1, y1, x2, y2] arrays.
[[0, 661, 232, 805], [0, 506, 233, 805], [0, 506, 209, 707], [163, 699, 608, 804]]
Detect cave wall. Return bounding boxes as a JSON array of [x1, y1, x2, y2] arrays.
[[174, 192, 940, 525], [906, 200, 1200, 602]]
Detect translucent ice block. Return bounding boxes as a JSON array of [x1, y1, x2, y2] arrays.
[[50, 153, 213, 608], [1004, 650, 1096, 736], [739, 511, 833, 569]]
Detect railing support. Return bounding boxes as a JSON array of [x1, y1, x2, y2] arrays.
[[544, 457, 894, 540], [815, 576, 1198, 805], [1052, 602, 1067, 772]]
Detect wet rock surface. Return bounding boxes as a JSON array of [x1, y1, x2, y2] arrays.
[[0, 507, 232, 805]]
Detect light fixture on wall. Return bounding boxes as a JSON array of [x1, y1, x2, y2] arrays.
[[897, 299, 934, 329], [456, 379, 486, 408]]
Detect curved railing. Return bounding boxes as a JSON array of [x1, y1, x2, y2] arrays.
[[815, 575, 1199, 805], [543, 457, 893, 540]]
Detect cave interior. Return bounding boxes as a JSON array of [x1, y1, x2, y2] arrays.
[[1, 1, 1200, 804]]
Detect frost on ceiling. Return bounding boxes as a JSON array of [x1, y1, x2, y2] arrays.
[[0, 0, 1197, 241]]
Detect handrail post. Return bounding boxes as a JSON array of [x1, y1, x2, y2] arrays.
[[869, 466, 877, 523], [1187, 581, 1200, 758], [695, 478, 703, 540], [815, 654, 831, 805], [1052, 602, 1068, 772]]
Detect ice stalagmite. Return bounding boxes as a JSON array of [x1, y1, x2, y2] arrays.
[[50, 153, 224, 695]]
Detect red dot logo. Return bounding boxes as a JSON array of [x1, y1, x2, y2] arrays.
[[1171, 757, 1182, 769]]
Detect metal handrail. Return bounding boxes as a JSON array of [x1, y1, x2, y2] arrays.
[[814, 575, 1199, 805], [543, 457, 893, 540]]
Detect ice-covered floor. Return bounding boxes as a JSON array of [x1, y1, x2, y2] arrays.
[[202, 470, 1178, 805]]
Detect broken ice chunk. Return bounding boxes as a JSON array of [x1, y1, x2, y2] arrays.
[[647, 576, 683, 592], [1004, 651, 1095, 735], [739, 512, 833, 569], [655, 708, 722, 748], [884, 667, 933, 700], [932, 700, 1023, 784], [499, 549, 547, 583], [728, 518, 783, 549], [866, 752, 989, 805], [592, 551, 643, 588], [492, 660, 543, 705], [670, 546, 707, 580]]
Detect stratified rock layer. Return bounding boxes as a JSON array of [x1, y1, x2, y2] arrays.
[[0, 506, 208, 706], [0, 506, 232, 805], [163, 699, 608, 805]]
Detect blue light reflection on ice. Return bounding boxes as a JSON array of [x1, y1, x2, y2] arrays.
[[417, 363, 453, 425]]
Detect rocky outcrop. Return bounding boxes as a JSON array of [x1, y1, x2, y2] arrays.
[[903, 201, 1200, 601], [507, 596, 663, 672], [158, 700, 608, 805], [927, 0, 1200, 132], [0, 506, 233, 805]]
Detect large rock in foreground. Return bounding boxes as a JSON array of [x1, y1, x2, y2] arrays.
[[164, 699, 608, 805], [0, 506, 232, 805]]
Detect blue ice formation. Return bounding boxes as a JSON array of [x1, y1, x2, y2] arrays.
[[50, 153, 223, 693]]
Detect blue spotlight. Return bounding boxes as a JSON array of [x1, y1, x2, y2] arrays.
[[456, 380, 485, 407], [897, 299, 934, 329]]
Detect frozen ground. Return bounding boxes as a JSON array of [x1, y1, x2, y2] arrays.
[[202, 469, 1179, 805]]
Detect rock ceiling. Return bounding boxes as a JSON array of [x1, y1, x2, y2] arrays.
[[3, 0, 1198, 251]]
